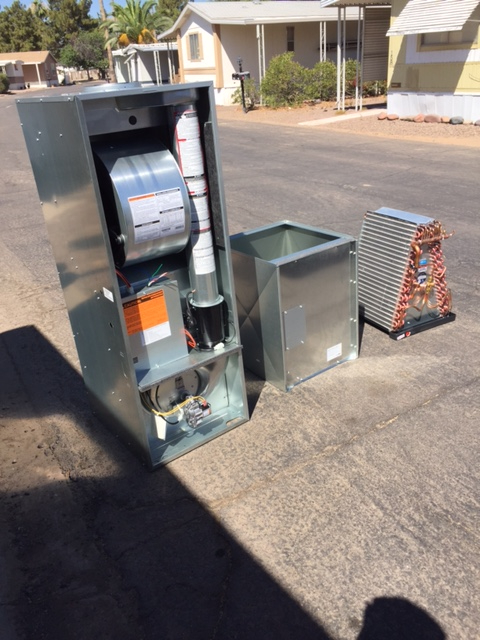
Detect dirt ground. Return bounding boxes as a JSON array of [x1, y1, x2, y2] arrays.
[[216, 99, 480, 147]]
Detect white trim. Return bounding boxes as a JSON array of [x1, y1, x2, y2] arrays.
[[405, 33, 480, 63], [387, 0, 480, 37], [388, 91, 480, 120]]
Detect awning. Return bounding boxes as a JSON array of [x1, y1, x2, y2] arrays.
[[387, 0, 480, 36]]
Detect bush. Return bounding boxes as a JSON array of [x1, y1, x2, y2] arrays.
[[363, 80, 387, 97], [232, 77, 260, 111], [0, 73, 10, 94], [259, 53, 385, 106], [344, 59, 358, 97], [260, 52, 308, 108], [304, 60, 337, 101]]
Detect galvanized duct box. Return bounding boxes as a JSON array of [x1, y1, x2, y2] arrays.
[[230, 221, 358, 391]]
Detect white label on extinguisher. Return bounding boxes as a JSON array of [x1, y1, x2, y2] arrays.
[[177, 138, 204, 178], [174, 108, 205, 177], [174, 108, 200, 139], [191, 230, 216, 275], [190, 195, 211, 232], [185, 176, 208, 197]]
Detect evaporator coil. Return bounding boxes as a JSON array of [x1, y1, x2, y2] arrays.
[[358, 207, 455, 339]]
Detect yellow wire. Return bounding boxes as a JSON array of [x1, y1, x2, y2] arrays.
[[141, 394, 207, 418]]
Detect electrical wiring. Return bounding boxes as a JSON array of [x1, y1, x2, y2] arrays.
[[147, 263, 168, 287], [141, 392, 208, 418], [115, 269, 134, 294], [224, 321, 236, 345], [184, 328, 197, 349], [147, 273, 168, 287]]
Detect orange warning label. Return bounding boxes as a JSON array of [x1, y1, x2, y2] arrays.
[[123, 289, 169, 336]]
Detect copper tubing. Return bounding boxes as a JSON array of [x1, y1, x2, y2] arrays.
[[392, 222, 453, 331]]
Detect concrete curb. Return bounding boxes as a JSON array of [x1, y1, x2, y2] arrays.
[[298, 108, 385, 127]]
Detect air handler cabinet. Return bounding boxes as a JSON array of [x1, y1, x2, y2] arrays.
[[17, 82, 249, 469]]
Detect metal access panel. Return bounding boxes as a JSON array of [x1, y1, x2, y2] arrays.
[[17, 82, 248, 469], [230, 221, 358, 392], [358, 207, 455, 340]]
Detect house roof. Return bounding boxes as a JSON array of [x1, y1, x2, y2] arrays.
[[0, 51, 56, 64], [319, 1, 390, 6], [160, 1, 360, 39], [0, 58, 23, 65], [112, 43, 178, 57], [387, 0, 480, 36]]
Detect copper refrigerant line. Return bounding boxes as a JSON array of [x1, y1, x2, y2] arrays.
[[393, 222, 454, 332]]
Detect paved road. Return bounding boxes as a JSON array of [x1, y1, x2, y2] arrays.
[[1, 87, 479, 639]]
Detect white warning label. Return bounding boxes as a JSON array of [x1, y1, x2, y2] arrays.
[[129, 188, 185, 245], [191, 230, 216, 275]]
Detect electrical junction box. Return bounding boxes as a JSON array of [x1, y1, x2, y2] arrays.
[[358, 207, 455, 340], [230, 221, 358, 392], [17, 82, 249, 469]]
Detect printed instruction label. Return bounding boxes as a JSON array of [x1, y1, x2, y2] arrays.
[[191, 230, 216, 275], [185, 176, 208, 197], [128, 188, 185, 245], [123, 289, 171, 345], [190, 195, 211, 232], [327, 343, 342, 362], [174, 108, 205, 177]]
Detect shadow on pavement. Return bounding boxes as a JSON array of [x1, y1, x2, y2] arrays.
[[357, 597, 446, 640], [0, 325, 330, 639], [0, 326, 447, 640]]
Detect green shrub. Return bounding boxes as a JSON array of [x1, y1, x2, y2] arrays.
[[363, 80, 387, 97], [259, 53, 386, 107], [232, 77, 260, 111], [304, 59, 337, 101], [260, 52, 308, 108], [0, 73, 10, 94], [303, 59, 368, 102], [344, 59, 358, 97]]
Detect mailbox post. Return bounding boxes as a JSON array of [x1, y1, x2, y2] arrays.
[[232, 57, 251, 113]]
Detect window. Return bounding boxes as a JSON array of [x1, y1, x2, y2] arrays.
[[188, 33, 202, 61], [421, 20, 478, 47], [286, 26, 294, 52]]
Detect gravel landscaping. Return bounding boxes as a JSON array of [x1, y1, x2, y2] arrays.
[[216, 100, 480, 146]]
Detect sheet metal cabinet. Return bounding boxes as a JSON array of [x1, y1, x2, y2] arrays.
[[17, 82, 248, 469], [230, 221, 358, 391]]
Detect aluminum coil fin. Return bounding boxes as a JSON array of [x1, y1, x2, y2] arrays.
[[93, 140, 191, 266], [358, 207, 435, 331]]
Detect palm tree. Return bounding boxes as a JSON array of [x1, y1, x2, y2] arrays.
[[101, 0, 173, 49], [98, 0, 116, 82]]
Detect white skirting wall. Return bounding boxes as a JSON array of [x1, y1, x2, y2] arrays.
[[388, 92, 480, 121]]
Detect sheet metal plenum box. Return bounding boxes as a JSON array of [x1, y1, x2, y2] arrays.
[[17, 83, 249, 469], [230, 221, 358, 391]]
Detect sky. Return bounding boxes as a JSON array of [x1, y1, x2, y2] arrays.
[[0, 0, 207, 20]]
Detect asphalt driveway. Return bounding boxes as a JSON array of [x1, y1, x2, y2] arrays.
[[1, 86, 479, 640]]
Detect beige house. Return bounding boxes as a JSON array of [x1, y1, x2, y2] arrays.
[[0, 57, 24, 90], [160, 1, 361, 106], [0, 51, 58, 89]]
